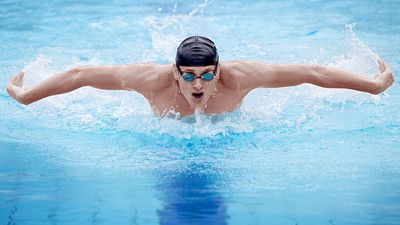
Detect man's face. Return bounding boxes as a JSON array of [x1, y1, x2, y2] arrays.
[[174, 64, 219, 109]]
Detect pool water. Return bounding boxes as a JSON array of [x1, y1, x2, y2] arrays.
[[1, 0, 399, 224]]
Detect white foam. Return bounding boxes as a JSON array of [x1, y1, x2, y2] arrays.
[[140, 0, 216, 63], [18, 17, 386, 138], [242, 24, 383, 127]]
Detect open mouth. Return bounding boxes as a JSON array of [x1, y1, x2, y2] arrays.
[[192, 92, 204, 99]]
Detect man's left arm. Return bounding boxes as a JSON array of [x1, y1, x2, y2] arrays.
[[232, 59, 394, 94]]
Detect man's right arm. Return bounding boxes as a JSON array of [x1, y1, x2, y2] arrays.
[[6, 63, 163, 105]]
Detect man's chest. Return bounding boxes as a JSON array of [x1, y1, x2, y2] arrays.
[[148, 87, 245, 117]]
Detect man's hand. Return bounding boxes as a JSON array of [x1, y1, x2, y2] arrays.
[[375, 59, 395, 94], [6, 71, 27, 104], [9, 71, 24, 87]]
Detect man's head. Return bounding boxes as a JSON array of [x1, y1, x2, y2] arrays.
[[174, 36, 219, 109]]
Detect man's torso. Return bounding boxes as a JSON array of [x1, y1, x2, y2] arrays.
[[143, 62, 249, 117]]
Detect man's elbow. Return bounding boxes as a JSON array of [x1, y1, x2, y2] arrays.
[[69, 67, 88, 87], [69, 67, 84, 75], [309, 64, 330, 87], [69, 67, 83, 78]]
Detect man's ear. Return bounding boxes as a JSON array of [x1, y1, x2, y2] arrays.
[[173, 63, 180, 80]]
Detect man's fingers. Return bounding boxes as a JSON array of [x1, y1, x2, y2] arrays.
[[377, 59, 384, 72], [10, 75, 18, 84], [10, 71, 25, 86], [377, 59, 387, 72], [16, 72, 24, 86], [17, 71, 25, 80], [16, 71, 25, 79]]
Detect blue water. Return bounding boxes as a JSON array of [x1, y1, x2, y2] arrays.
[[1, 0, 399, 224]]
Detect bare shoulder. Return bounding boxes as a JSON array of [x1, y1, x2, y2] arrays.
[[122, 63, 170, 79], [219, 61, 243, 88], [219, 60, 271, 89], [220, 60, 272, 77], [121, 63, 174, 93]]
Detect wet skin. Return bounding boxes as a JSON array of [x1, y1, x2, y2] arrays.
[[6, 60, 395, 117]]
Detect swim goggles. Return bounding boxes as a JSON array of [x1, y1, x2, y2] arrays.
[[177, 63, 218, 82]]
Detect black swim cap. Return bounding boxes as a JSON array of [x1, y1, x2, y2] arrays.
[[175, 36, 219, 67]]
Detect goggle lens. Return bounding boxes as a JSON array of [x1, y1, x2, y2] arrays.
[[182, 73, 196, 81], [202, 72, 214, 81], [181, 72, 215, 82]]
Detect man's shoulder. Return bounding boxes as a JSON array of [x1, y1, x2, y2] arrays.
[[144, 63, 173, 88], [220, 60, 257, 77], [219, 60, 276, 91], [120, 63, 174, 94], [123, 63, 171, 74], [219, 61, 252, 88]]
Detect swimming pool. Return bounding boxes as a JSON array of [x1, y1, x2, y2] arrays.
[[1, 0, 399, 224]]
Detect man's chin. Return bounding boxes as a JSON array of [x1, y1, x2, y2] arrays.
[[189, 97, 207, 109]]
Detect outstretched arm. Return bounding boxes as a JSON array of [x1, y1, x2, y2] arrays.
[[231, 59, 394, 94], [6, 63, 164, 105]]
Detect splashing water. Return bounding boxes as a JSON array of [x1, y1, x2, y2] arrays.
[[1, 1, 399, 224], [14, 19, 385, 139]]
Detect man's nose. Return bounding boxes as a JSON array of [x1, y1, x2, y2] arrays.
[[193, 78, 203, 89]]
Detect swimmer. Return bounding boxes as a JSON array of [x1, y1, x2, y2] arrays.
[[6, 36, 395, 117]]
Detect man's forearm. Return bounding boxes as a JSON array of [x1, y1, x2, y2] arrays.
[[312, 65, 380, 94], [8, 68, 83, 105]]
